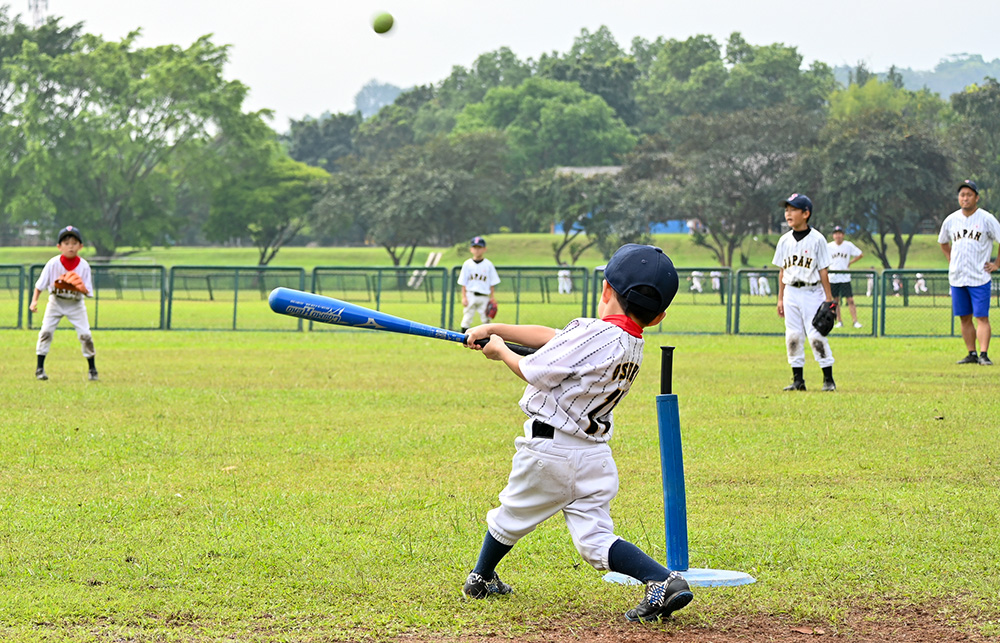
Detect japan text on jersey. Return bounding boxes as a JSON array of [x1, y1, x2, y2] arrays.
[[782, 253, 813, 269]]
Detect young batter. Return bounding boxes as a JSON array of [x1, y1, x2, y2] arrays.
[[29, 226, 98, 381], [457, 236, 500, 332], [773, 194, 835, 392], [462, 243, 693, 623]]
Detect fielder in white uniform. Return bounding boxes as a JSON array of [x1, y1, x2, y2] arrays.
[[773, 193, 836, 392], [28, 225, 99, 381], [461, 243, 694, 623], [938, 180, 1000, 366], [827, 225, 864, 329], [457, 236, 501, 332], [557, 263, 573, 294]]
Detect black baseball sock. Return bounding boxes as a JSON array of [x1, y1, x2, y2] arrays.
[[37, 355, 45, 369], [87, 357, 96, 371], [822, 366, 834, 382], [472, 530, 513, 578], [792, 366, 804, 382], [608, 538, 670, 583]]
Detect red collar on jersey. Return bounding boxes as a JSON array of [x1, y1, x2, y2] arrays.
[[60, 255, 81, 271], [603, 314, 643, 337]]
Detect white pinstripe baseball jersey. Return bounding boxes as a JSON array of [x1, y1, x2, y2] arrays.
[[518, 317, 644, 444], [772, 228, 831, 284], [938, 208, 1000, 287], [827, 240, 862, 283], [457, 258, 500, 295]]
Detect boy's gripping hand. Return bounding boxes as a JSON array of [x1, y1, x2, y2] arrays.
[[464, 324, 536, 356]]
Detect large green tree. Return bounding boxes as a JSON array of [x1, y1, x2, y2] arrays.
[[453, 77, 636, 176], [536, 27, 640, 126], [206, 151, 329, 265], [0, 10, 81, 240], [317, 132, 510, 266], [951, 77, 1000, 204], [7, 31, 267, 256], [283, 112, 361, 171], [808, 80, 953, 268], [636, 33, 834, 133]]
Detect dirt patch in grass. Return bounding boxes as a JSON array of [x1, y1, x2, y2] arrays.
[[395, 606, 997, 642]]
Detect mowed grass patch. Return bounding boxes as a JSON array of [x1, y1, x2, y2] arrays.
[[0, 330, 997, 641]]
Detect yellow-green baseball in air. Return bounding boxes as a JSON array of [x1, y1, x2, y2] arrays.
[[372, 12, 394, 34]]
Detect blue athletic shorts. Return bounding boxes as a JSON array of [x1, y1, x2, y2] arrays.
[[951, 282, 992, 318]]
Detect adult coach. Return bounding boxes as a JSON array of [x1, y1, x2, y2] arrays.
[[827, 226, 864, 329], [938, 180, 1000, 366]]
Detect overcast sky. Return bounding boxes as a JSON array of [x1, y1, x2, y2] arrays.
[[39, 0, 1000, 131]]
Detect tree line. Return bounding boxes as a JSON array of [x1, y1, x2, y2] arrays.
[[2, 8, 999, 268]]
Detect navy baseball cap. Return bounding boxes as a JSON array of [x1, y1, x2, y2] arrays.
[[832, 225, 844, 233], [58, 225, 82, 243], [958, 179, 979, 194], [470, 236, 486, 247], [604, 244, 679, 313], [782, 193, 813, 212]]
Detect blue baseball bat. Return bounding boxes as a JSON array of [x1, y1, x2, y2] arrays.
[[267, 288, 535, 355]]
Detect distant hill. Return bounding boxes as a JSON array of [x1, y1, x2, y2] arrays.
[[834, 54, 1000, 98]]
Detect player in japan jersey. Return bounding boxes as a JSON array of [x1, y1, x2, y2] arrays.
[[457, 236, 501, 332], [772, 193, 835, 391], [826, 226, 864, 328], [938, 180, 1000, 365], [460, 244, 694, 623]]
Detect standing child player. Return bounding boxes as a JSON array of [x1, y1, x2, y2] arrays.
[[461, 243, 694, 623], [773, 194, 836, 392], [29, 226, 99, 381], [457, 236, 500, 333], [826, 225, 864, 329]]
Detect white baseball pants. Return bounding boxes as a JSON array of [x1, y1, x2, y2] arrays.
[[486, 427, 620, 572], [783, 284, 833, 368], [36, 295, 95, 358], [460, 292, 493, 328]]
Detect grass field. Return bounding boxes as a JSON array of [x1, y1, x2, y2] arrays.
[[1, 328, 998, 642]]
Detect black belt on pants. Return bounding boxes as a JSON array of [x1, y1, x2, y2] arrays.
[[531, 420, 555, 439], [789, 281, 818, 288], [469, 291, 490, 297]]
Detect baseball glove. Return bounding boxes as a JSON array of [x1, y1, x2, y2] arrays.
[[485, 300, 498, 320], [812, 301, 837, 337], [54, 271, 86, 294]]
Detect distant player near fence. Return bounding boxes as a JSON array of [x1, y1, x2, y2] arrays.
[[938, 180, 1000, 366], [827, 225, 864, 329]]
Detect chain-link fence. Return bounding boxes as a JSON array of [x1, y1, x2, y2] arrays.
[[450, 265, 589, 329], [878, 269, 984, 337], [27, 265, 167, 330], [5, 261, 989, 338], [590, 267, 733, 334], [732, 269, 879, 337], [167, 266, 306, 331], [311, 266, 449, 331], [0, 265, 24, 329]]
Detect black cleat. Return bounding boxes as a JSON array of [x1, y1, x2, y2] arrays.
[[957, 353, 979, 364], [625, 572, 693, 622], [88, 369, 100, 381], [783, 379, 806, 391], [462, 571, 512, 599], [979, 354, 993, 366], [35, 368, 48, 381], [822, 379, 837, 392]]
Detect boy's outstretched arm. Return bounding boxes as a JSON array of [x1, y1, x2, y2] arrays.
[[464, 323, 556, 349]]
